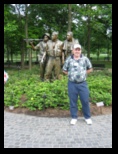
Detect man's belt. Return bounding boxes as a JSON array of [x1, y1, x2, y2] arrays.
[[69, 80, 86, 84]]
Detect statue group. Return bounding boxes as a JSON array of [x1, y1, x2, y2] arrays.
[[30, 31, 79, 82]]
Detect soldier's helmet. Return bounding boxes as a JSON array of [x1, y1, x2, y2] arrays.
[[52, 31, 59, 36], [42, 33, 50, 39], [67, 31, 73, 37]]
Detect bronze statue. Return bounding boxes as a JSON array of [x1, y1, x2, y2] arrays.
[[30, 33, 50, 81], [43, 31, 64, 81], [63, 31, 79, 60]]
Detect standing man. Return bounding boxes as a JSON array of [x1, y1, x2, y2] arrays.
[[63, 31, 79, 60], [62, 44, 93, 125], [44, 31, 64, 81], [30, 33, 50, 81]]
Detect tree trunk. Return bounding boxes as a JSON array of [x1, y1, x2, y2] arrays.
[[7, 45, 10, 62], [21, 41, 25, 69], [97, 45, 100, 61], [68, 4, 72, 31], [25, 4, 31, 70], [87, 17, 91, 58], [10, 50, 13, 63], [36, 50, 38, 62], [107, 38, 110, 61]]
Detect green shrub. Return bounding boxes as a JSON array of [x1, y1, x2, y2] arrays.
[[4, 67, 112, 110]]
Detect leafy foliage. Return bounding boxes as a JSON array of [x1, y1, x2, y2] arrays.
[[4, 4, 112, 57], [4, 67, 112, 111]]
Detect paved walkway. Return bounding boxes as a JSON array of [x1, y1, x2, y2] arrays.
[[4, 111, 112, 148]]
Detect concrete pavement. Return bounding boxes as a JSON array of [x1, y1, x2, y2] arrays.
[[4, 111, 112, 148]]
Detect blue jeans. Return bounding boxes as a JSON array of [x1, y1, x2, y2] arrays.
[[68, 80, 91, 119]]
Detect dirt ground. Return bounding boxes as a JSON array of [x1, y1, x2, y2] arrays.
[[4, 103, 112, 117]]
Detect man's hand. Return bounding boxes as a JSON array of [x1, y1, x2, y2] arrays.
[[86, 68, 93, 74], [63, 70, 68, 75], [29, 41, 33, 45], [40, 58, 44, 64]]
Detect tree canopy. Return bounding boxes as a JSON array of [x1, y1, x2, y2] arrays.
[[4, 4, 112, 68]]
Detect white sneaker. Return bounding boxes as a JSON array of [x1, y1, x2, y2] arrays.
[[85, 118, 92, 125], [70, 119, 77, 125]]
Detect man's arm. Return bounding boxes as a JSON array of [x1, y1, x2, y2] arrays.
[[30, 42, 36, 50], [30, 42, 40, 50], [40, 51, 46, 63], [40, 43, 48, 63], [62, 55, 70, 75], [62, 52, 64, 64], [85, 57, 93, 74], [63, 70, 68, 75], [60, 42, 64, 64], [86, 68, 93, 74]]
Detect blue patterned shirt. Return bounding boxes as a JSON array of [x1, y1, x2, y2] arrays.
[[62, 54, 92, 83]]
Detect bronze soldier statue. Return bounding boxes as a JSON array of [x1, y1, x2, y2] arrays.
[[43, 31, 64, 81], [30, 33, 50, 81], [63, 31, 79, 60]]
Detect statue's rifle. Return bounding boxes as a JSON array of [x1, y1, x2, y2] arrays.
[[23, 39, 43, 42]]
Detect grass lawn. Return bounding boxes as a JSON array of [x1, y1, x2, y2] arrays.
[[4, 54, 112, 68]]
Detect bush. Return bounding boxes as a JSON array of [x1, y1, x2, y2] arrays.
[[4, 67, 112, 110]]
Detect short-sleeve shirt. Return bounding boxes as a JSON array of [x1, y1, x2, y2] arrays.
[[62, 54, 92, 83], [34, 41, 48, 60], [47, 40, 63, 57]]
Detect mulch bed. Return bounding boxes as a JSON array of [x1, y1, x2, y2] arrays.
[[4, 104, 112, 117]]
